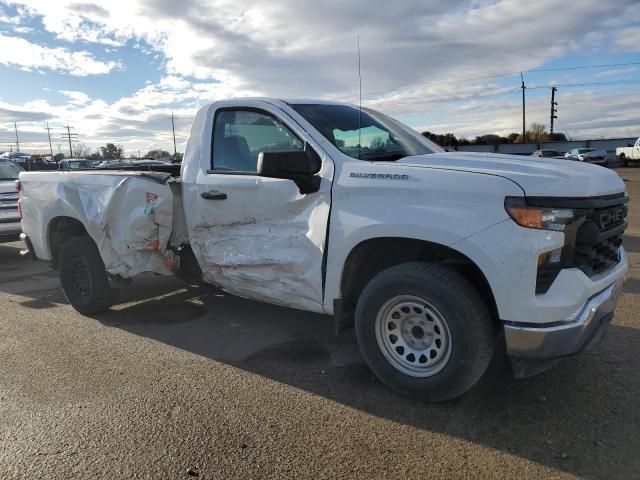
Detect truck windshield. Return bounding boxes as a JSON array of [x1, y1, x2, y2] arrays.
[[0, 161, 22, 180], [290, 103, 442, 161]]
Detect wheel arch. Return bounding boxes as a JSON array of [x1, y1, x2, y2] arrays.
[[338, 237, 499, 324], [47, 216, 89, 269]]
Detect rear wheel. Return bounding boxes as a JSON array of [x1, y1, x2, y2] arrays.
[[620, 154, 628, 167], [355, 262, 495, 402], [59, 236, 119, 314]]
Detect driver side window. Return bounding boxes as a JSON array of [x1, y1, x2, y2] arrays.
[[212, 109, 304, 173]]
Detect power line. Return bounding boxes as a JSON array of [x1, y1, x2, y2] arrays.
[[373, 78, 640, 109], [528, 79, 640, 89], [352, 61, 640, 102], [371, 87, 520, 107], [529, 61, 640, 73]]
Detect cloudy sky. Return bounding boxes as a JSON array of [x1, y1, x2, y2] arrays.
[[0, 0, 638, 156]]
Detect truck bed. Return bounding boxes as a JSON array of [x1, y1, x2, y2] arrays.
[[19, 168, 186, 278]]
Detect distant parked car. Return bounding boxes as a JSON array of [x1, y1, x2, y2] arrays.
[[616, 137, 640, 167], [531, 149, 562, 158], [0, 159, 23, 242], [3, 153, 58, 171], [98, 160, 171, 169], [59, 159, 95, 170], [564, 148, 608, 166]]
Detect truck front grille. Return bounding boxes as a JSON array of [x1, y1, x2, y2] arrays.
[[535, 192, 627, 294], [574, 232, 623, 277]]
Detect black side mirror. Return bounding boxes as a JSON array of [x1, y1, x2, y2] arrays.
[[257, 145, 322, 194]]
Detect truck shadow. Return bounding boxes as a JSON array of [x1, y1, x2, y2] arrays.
[[93, 279, 639, 480]]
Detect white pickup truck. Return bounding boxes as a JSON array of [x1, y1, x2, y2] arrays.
[[18, 98, 629, 401], [617, 137, 640, 167], [0, 159, 22, 242]]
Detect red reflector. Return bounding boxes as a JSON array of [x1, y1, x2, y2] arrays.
[[17, 199, 22, 219]]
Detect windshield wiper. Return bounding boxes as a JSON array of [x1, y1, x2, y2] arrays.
[[365, 153, 407, 162], [0, 177, 18, 180]]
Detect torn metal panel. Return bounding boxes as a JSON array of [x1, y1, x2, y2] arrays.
[[25, 172, 176, 277]]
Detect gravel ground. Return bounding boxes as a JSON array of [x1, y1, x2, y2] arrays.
[[1, 168, 639, 479]]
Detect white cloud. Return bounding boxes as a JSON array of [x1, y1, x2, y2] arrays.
[[1, 0, 638, 152], [6, 0, 638, 95], [616, 27, 640, 51], [60, 90, 91, 105], [0, 33, 120, 76]]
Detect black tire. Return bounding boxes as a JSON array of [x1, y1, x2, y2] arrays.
[[355, 261, 495, 402], [620, 154, 628, 168], [59, 236, 119, 314]]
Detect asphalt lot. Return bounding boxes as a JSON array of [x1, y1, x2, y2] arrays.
[[1, 168, 639, 480]]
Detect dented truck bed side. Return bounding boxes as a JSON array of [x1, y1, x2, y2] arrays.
[[19, 170, 180, 277]]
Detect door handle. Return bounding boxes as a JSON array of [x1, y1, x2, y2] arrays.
[[201, 190, 227, 200]]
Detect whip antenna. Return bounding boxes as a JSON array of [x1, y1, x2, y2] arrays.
[[357, 35, 362, 159]]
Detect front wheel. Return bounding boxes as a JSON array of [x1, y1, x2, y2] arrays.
[[355, 262, 495, 402], [59, 236, 119, 314]]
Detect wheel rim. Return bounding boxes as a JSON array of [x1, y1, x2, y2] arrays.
[[70, 255, 91, 298], [375, 295, 452, 377]]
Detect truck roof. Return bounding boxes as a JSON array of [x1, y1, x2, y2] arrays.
[[209, 97, 356, 108]]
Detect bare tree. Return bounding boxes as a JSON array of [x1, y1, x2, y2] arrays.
[[529, 122, 547, 143], [73, 143, 92, 158]]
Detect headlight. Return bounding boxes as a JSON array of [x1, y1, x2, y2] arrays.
[[505, 197, 584, 231]]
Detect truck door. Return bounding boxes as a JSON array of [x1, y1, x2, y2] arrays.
[[184, 103, 333, 312]]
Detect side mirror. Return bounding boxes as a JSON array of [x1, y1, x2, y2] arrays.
[[257, 145, 322, 194]]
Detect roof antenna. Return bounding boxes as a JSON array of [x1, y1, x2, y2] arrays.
[[357, 35, 362, 160]]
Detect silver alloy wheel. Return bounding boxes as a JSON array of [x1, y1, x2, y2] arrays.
[[375, 295, 452, 377]]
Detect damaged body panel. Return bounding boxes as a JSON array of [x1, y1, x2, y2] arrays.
[[20, 171, 177, 277], [180, 99, 334, 313], [187, 176, 331, 312]]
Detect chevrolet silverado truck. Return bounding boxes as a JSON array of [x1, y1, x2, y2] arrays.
[[18, 98, 629, 401], [617, 137, 640, 167]]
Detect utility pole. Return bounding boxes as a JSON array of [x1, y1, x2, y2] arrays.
[[66, 124, 73, 158], [61, 124, 78, 158], [14, 122, 20, 152], [550, 87, 558, 136], [45, 121, 53, 157], [171, 111, 177, 156], [520, 72, 526, 143]]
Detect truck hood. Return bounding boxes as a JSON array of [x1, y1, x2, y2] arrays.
[[389, 152, 624, 197]]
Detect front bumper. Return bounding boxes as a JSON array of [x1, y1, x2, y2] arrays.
[[505, 276, 626, 378]]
